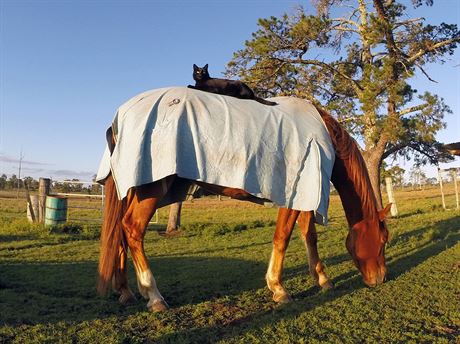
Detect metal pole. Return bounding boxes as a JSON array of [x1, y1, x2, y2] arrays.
[[17, 149, 24, 198]]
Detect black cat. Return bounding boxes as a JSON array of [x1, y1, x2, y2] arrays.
[[187, 64, 277, 106]]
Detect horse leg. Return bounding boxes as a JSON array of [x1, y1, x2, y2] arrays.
[[266, 208, 300, 303], [112, 237, 136, 305], [298, 211, 333, 289], [122, 177, 174, 312]]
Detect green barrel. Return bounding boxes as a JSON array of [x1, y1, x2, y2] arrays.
[[45, 196, 68, 226]]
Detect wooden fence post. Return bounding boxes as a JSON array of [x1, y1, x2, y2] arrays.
[[38, 178, 51, 223], [385, 177, 398, 217], [26, 194, 39, 223], [438, 168, 446, 210], [452, 169, 459, 210]]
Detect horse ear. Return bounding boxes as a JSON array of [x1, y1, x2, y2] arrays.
[[193, 64, 198, 70], [379, 203, 392, 221], [203, 64, 208, 71]]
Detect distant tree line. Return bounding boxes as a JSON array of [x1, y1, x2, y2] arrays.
[[380, 163, 457, 191], [0, 169, 451, 196], [0, 174, 101, 194], [0, 174, 33, 190]]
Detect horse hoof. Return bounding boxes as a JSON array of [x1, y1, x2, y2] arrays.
[[273, 292, 293, 304], [119, 289, 136, 305], [320, 280, 334, 290], [148, 300, 169, 312]]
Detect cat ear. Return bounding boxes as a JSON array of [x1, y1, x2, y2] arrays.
[[203, 64, 208, 71], [193, 64, 198, 70]]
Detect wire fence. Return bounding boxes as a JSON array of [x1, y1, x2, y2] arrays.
[[1, 175, 458, 228], [51, 180, 104, 223]]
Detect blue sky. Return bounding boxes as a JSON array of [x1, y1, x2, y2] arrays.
[[1, 0, 459, 181]]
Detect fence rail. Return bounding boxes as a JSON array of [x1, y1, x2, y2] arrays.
[[2, 175, 459, 226], [54, 193, 103, 199], [50, 179, 104, 223]]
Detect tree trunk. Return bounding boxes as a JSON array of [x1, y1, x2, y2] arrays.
[[362, 153, 384, 210], [166, 202, 182, 233]]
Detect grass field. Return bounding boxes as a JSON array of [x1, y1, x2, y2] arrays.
[[0, 186, 459, 343]]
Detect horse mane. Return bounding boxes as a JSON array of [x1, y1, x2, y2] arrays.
[[315, 106, 379, 219]]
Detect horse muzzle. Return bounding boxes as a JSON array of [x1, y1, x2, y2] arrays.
[[363, 267, 386, 287]]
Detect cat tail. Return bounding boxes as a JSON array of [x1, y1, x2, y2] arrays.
[[254, 97, 277, 106]]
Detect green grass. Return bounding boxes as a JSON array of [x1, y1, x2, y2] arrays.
[[0, 187, 459, 343]]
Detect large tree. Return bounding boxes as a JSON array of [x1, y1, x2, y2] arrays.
[[380, 161, 405, 188], [227, 0, 458, 207]]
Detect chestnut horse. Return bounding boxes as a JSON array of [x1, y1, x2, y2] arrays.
[[97, 106, 391, 312]]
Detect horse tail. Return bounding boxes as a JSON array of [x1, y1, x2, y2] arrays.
[[97, 174, 125, 296], [254, 97, 278, 106]]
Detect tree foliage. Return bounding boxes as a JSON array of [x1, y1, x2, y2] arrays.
[[380, 161, 405, 187]]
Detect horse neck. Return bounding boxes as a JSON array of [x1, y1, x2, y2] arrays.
[[317, 107, 378, 227], [331, 156, 377, 227]]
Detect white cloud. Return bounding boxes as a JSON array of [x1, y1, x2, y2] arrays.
[[0, 153, 95, 180], [0, 153, 51, 166]]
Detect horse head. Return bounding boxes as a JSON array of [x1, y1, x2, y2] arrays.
[[346, 203, 391, 287]]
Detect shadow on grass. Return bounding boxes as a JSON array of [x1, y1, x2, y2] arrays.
[[0, 256, 267, 326], [385, 215, 460, 278], [152, 240, 272, 258], [2, 216, 458, 341], [392, 209, 425, 219], [0, 234, 96, 252], [0, 234, 37, 243], [152, 216, 460, 343], [388, 214, 459, 248]]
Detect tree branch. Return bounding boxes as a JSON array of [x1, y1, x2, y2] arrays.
[[407, 37, 460, 63], [331, 25, 360, 34], [405, 143, 439, 163], [373, 0, 400, 65], [357, 0, 368, 27], [394, 17, 424, 29], [384, 141, 447, 164], [414, 61, 438, 82], [397, 103, 430, 116], [338, 115, 360, 124], [258, 61, 288, 83], [382, 143, 406, 160], [331, 18, 360, 29], [271, 57, 364, 95], [330, 6, 361, 27]]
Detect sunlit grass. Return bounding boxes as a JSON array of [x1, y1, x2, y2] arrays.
[[0, 186, 459, 343]]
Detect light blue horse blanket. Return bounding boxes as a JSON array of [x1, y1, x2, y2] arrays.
[[96, 87, 335, 224]]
